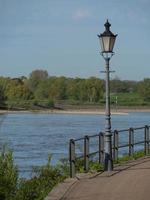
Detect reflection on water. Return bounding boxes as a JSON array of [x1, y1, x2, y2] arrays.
[[0, 112, 149, 178]]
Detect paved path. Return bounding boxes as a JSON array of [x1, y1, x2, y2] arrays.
[[62, 156, 150, 200]]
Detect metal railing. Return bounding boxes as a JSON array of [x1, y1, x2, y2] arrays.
[[69, 125, 150, 177]]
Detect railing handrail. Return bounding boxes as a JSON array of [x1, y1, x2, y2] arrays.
[[69, 125, 150, 177], [71, 126, 150, 141]]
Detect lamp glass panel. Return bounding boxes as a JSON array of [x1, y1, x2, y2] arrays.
[[109, 37, 116, 52], [99, 37, 104, 52], [102, 36, 110, 52]]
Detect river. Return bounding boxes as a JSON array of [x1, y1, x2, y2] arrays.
[[0, 112, 149, 178]]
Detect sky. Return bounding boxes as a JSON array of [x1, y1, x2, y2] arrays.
[[0, 0, 150, 80]]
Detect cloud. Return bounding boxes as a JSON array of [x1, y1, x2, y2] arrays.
[[72, 8, 91, 20]]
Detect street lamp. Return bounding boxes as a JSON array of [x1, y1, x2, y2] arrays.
[[98, 20, 117, 171]]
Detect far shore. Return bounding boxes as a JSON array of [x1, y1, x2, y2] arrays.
[[0, 107, 150, 115]]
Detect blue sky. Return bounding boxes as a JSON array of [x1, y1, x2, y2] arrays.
[[0, 0, 150, 80]]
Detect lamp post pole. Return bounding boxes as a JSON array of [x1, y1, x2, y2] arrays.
[[98, 20, 117, 171], [104, 55, 113, 171]]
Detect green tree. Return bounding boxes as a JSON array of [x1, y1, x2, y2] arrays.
[[29, 70, 48, 80], [28, 70, 49, 93], [0, 77, 10, 101], [138, 78, 150, 101], [48, 76, 67, 100], [66, 77, 104, 102], [85, 77, 104, 102], [66, 78, 81, 101], [34, 80, 50, 100], [5, 79, 31, 101], [110, 78, 138, 93]]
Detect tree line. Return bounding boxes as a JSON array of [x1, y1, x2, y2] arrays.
[[0, 69, 149, 109]]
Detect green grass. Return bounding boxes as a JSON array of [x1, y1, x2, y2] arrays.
[[75, 158, 103, 173], [58, 92, 150, 107], [110, 92, 150, 106], [114, 150, 146, 164], [110, 92, 147, 106], [75, 151, 147, 173]]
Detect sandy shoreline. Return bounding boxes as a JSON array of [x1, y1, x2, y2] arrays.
[[0, 108, 150, 115]]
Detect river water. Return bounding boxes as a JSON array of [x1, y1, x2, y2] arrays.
[[0, 112, 149, 178]]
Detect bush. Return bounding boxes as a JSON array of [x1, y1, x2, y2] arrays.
[[0, 152, 67, 200], [45, 99, 54, 108], [0, 150, 18, 200], [14, 155, 66, 200]]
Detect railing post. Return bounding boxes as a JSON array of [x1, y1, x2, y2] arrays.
[[84, 135, 89, 172], [69, 139, 75, 178], [113, 130, 119, 161], [144, 125, 149, 155], [99, 132, 104, 164], [129, 128, 134, 156]]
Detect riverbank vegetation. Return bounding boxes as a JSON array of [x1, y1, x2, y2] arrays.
[[0, 69, 150, 110], [0, 150, 68, 200], [0, 148, 148, 200]]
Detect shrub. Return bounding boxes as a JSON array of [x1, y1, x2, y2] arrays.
[[46, 99, 54, 108], [0, 151, 67, 200], [0, 150, 18, 200], [14, 155, 67, 200]]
